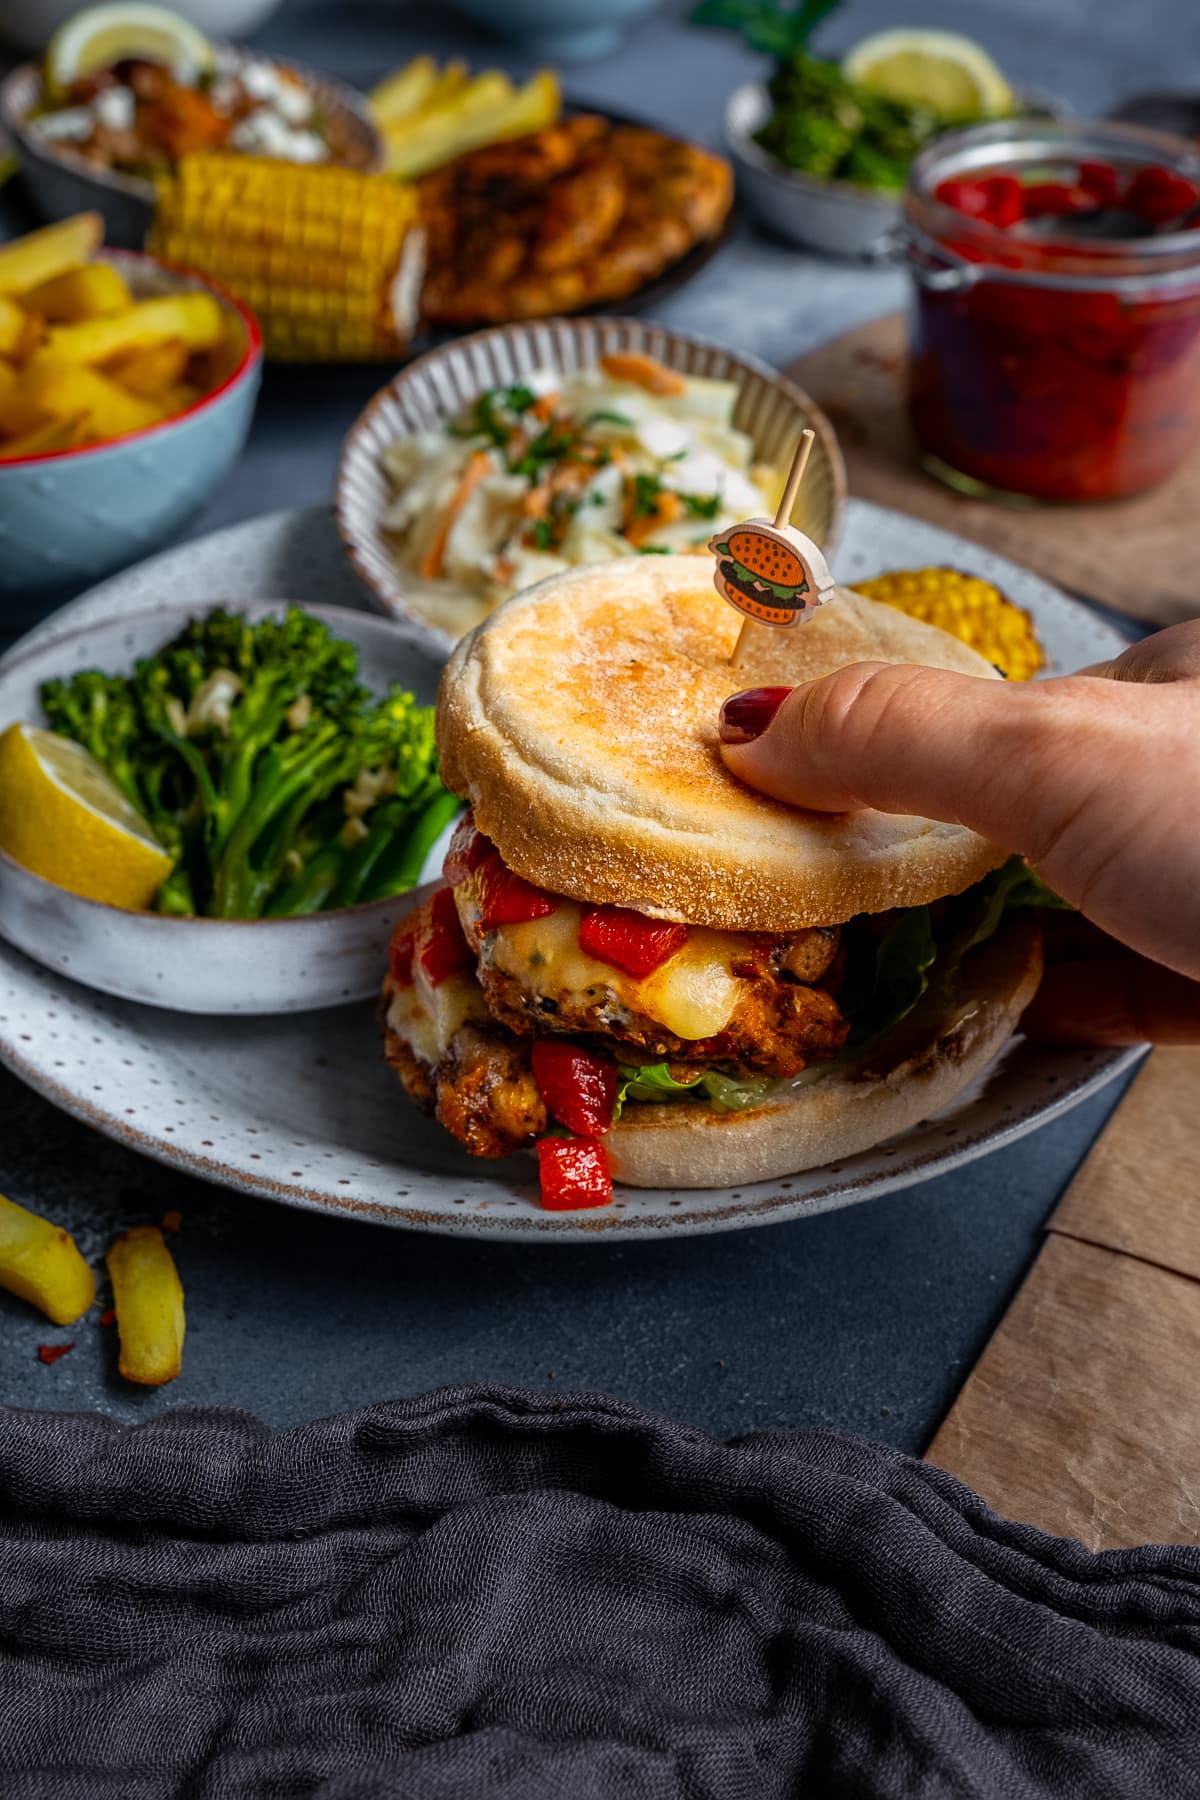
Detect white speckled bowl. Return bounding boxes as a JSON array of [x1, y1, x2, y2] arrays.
[[0, 600, 451, 1014], [335, 315, 846, 657]]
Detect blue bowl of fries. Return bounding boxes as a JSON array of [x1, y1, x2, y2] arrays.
[[0, 232, 262, 597]]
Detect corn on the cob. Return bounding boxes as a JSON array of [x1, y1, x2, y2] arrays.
[[851, 566, 1045, 681], [148, 156, 424, 362]]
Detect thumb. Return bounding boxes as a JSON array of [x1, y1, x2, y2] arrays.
[[718, 661, 1087, 860]]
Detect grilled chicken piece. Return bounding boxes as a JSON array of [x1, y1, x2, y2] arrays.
[[385, 1010, 546, 1160], [532, 154, 627, 271], [437, 1023, 547, 1157], [419, 118, 733, 327]]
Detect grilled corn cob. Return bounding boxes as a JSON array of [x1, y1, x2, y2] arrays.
[[852, 566, 1045, 680], [148, 156, 425, 361]]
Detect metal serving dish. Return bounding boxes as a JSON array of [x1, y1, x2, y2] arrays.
[[0, 46, 383, 247], [726, 79, 1067, 261], [725, 80, 901, 259]]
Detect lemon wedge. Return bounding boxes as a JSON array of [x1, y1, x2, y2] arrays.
[[843, 29, 1013, 121], [0, 722, 173, 910], [44, 3, 214, 102]]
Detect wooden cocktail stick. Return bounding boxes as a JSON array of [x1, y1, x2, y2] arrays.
[[732, 429, 815, 667]]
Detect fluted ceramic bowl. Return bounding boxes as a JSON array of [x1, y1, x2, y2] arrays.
[[335, 315, 846, 658], [0, 599, 452, 1014], [0, 46, 382, 246], [0, 249, 261, 597]]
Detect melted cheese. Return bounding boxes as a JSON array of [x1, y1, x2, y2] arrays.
[[387, 965, 487, 1066], [486, 901, 746, 1042]]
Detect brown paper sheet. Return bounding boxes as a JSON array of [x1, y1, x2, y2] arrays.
[[788, 316, 1200, 627], [926, 1049, 1200, 1549], [1051, 1047, 1200, 1281]]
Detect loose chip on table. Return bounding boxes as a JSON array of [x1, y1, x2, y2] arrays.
[[105, 1225, 186, 1387], [0, 1192, 95, 1325]]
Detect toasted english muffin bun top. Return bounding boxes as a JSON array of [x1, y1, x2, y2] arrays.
[[437, 556, 1007, 931]]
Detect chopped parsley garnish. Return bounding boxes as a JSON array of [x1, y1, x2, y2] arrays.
[[638, 545, 671, 555], [509, 426, 576, 479], [583, 409, 634, 429], [449, 384, 539, 446], [530, 518, 555, 551], [631, 472, 664, 519], [680, 490, 721, 519]]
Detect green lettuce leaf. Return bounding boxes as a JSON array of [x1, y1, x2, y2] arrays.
[[844, 856, 1069, 1053], [614, 1062, 775, 1120]]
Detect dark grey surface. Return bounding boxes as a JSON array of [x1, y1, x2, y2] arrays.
[[0, 0, 1177, 1439], [0, 1064, 1134, 1441]]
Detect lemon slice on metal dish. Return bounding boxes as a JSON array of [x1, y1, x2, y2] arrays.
[[842, 29, 1013, 121], [0, 722, 173, 910], [44, 3, 215, 102]]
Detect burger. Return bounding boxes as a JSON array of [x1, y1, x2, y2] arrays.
[[382, 557, 1052, 1211]]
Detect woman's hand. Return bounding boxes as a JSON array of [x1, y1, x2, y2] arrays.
[[718, 623, 1200, 1044]]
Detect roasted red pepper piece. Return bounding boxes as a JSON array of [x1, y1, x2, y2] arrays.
[[935, 175, 1023, 227], [476, 853, 557, 928], [418, 886, 474, 986], [532, 1040, 618, 1137], [443, 807, 494, 886], [1124, 165, 1200, 225], [579, 905, 688, 978], [389, 922, 417, 986], [1078, 159, 1119, 207], [37, 1343, 74, 1365], [536, 1138, 613, 1211], [1022, 182, 1095, 218]]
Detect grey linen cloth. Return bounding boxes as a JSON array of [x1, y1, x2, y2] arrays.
[[1, 1383, 1198, 1798]]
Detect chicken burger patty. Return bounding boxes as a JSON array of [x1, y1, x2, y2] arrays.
[[383, 826, 851, 1161], [454, 879, 846, 1078]]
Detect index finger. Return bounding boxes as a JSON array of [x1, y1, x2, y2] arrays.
[[719, 661, 1113, 869]]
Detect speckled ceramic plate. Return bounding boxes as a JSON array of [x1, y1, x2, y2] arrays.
[[0, 501, 1142, 1238]]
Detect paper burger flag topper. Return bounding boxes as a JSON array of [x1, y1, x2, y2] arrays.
[[709, 430, 835, 665]]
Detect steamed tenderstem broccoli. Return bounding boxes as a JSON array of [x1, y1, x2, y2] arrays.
[[40, 606, 457, 919]]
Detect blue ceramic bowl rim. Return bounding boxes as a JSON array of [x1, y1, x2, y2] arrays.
[[0, 247, 264, 470]]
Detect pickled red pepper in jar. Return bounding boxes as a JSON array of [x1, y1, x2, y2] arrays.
[[903, 122, 1200, 503]]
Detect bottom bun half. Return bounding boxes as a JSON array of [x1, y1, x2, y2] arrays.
[[605, 914, 1044, 1190]]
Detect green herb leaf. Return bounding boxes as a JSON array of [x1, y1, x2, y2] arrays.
[[584, 409, 634, 429], [678, 490, 721, 519], [691, 0, 841, 57], [631, 472, 663, 519]]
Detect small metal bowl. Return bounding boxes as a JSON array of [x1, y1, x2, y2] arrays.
[[725, 79, 1067, 261], [0, 46, 383, 248], [725, 80, 903, 259], [0, 601, 449, 1015]]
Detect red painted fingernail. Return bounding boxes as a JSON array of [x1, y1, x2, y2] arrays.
[[718, 687, 793, 745]]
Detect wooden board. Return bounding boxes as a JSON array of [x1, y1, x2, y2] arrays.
[[789, 316, 1200, 627], [927, 1049, 1200, 1549]]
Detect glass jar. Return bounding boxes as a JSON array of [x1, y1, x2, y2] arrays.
[[904, 120, 1200, 503]]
